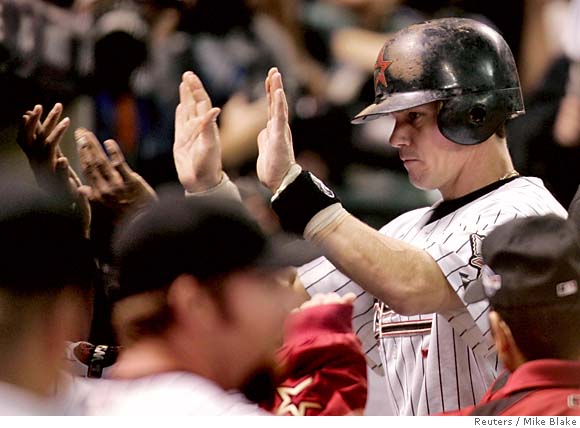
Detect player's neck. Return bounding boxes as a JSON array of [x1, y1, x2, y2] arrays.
[[109, 338, 189, 380], [439, 138, 515, 200]]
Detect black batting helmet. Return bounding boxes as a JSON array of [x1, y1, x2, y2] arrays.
[[352, 18, 525, 145]]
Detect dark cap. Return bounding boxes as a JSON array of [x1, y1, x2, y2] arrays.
[[0, 182, 95, 294], [114, 194, 320, 300], [464, 214, 580, 309]]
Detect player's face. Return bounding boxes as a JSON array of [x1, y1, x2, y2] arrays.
[[388, 102, 477, 194], [218, 268, 301, 390]]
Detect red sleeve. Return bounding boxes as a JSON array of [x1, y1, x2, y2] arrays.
[[263, 303, 367, 416]]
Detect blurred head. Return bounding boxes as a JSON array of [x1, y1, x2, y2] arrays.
[[112, 194, 313, 395], [0, 182, 95, 395], [465, 215, 580, 370]]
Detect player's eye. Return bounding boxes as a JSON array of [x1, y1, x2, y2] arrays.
[[408, 112, 422, 122]]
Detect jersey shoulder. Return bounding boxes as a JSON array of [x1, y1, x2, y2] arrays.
[[468, 177, 566, 216]]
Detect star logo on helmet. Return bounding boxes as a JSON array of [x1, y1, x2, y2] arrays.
[[374, 50, 392, 89]]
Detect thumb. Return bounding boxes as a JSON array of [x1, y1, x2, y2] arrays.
[[77, 185, 94, 201], [55, 157, 70, 187], [199, 107, 221, 139]]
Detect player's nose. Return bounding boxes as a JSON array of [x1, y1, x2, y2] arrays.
[[389, 121, 412, 148]]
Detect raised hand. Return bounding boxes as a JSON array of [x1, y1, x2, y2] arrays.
[[17, 103, 91, 236], [256, 67, 297, 193], [17, 103, 71, 189], [174, 71, 222, 193], [76, 129, 157, 220]]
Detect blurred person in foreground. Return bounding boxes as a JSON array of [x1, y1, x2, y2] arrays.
[[442, 214, 580, 415], [71, 195, 367, 415], [0, 183, 95, 415]]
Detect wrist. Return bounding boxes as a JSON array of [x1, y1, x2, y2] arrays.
[[185, 172, 242, 201], [182, 172, 223, 193], [271, 170, 342, 236], [271, 164, 302, 200]]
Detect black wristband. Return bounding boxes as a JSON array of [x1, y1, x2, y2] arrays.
[[272, 171, 340, 235]]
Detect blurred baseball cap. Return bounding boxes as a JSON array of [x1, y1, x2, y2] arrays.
[[464, 214, 580, 309], [114, 193, 321, 300], [0, 181, 95, 294]]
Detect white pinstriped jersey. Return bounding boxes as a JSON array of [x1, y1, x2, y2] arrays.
[[298, 177, 567, 415]]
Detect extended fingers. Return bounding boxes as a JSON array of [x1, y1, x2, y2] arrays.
[[40, 103, 63, 140], [21, 105, 42, 145], [76, 129, 121, 189], [183, 71, 213, 116], [265, 67, 277, 120], [185, 72, 211, 104], [265, 68, 289, 122], [103, 139, 133, 181], [45, 117, 70, 149], [271, 88, 288, 135]]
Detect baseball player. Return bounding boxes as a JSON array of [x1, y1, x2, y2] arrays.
[[69, 196, 367, 416], [0, 184, 95, 415], [254, 18, 568, 415]]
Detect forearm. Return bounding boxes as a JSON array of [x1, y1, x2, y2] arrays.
[[309, 213, 462, 315]]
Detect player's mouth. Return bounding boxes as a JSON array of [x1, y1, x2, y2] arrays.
[[400, 156, 420, 165]]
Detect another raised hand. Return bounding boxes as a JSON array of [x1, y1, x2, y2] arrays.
[[17, 103, 91, 236], [18, 103, 71, 189], [76, 129, 157, 220], [256, 67, 297, 193], [174, 71, 222, 193]]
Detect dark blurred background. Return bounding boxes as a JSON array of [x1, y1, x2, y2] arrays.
[[0, 0, 578, 228]]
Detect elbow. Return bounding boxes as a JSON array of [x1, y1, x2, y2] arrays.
[[376, 279, 438, 316]]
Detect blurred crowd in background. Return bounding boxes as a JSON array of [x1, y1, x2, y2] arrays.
[[0, 0, 579, 231]]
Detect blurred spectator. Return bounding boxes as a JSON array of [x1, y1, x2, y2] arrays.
[[508, 0, 580, 208], [70, 195, 367, 415], [553, 0, 580, 147], [0, 182, 95, 415]]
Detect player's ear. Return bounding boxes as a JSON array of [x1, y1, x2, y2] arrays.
[[167, 274, 220, 330], [489, 311, 526, 372]]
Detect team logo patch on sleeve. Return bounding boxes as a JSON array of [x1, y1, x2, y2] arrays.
[[275, 377, 322, 416], [468, 233, 485, 273]]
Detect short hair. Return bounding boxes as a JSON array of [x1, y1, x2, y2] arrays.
[[111, 275, 231, 345], [497, 302, 580, 360]]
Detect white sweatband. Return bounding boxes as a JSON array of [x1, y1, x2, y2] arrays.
[[184, 172, 242, 202], [271, 163, 303, 202], [304, 203, 349, 241]]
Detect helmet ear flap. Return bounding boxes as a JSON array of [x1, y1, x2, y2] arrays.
[[438, 93, 509, 145]]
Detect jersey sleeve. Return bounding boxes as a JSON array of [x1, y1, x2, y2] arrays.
[[264, 303, 368, 416], [298, 257, 382, 375]]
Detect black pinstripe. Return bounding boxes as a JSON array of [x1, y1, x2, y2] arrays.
[[435, 316, 445, 412], [382, 339, 401, 414]]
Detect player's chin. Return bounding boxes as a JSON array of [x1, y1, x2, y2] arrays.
[[407, 174, 434, 191]]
